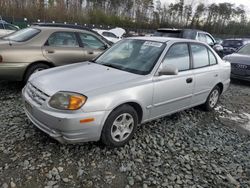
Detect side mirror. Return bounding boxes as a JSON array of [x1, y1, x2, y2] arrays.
[[158, 64, 178, 76]]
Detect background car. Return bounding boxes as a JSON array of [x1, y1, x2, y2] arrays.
[[23, 37, 231, 147], [154, 28, 224, 57], [222, 38, 250, 56], [0, 20, 19, 37], [93, 27, 125, 43], [0, 23, 111, 82], [223, 43, 250, 81]]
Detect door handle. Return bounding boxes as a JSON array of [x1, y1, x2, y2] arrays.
[[186, 78, 193, 84], [46, 50, 55, 54], [88, 51, 94, 55], [214, 74, 218, 77]]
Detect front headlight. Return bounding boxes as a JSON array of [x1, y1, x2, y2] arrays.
[[49, 92, 87, 110]]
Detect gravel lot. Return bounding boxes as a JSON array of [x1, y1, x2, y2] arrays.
[[0, 80, 250, 188]]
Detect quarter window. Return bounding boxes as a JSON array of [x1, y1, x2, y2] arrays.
[[79, 33, 105, 49], [206, 35, 214, 45], [191, 44, 209, 68], [208, 50, 217, 65], [162, 43, 190, 71], [47, 32, 79, 47]]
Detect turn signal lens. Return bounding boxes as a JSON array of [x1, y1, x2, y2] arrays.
[[68, 95, 86, 110], [49, 92, 87, 110]]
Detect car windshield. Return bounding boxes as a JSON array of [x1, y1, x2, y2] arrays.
[[222, 40, 243, 47], [237, 44, 250, 55], [95, 39, 165, 75], [2, 28, 40, 42]]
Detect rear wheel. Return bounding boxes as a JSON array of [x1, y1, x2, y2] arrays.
[[203, 86, 221, 111], [101, 105, 138, 147], [24, 63, 50, 83]]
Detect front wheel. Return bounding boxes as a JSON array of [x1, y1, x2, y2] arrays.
[[101, 105, 138, 147], [24, 63, 50, 83], [203, 86, 221, 111]]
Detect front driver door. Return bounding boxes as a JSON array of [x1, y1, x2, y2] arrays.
[[151, 43, 194, 119], [42, 31, 85, 66]]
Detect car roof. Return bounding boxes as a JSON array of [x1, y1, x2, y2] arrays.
[[157, 28, 205, 33], [128, 36, 202, 43]]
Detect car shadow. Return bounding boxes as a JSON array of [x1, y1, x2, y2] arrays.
[[231, 78, 250, 86], [0, 80, 24, 91]]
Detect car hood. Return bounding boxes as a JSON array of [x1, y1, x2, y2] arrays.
[[224, 53, 250, 65], [30, 62, 142, 96], [109, 28, 126, 37]]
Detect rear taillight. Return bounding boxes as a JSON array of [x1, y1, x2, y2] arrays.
[[0, 55, 2, 63]]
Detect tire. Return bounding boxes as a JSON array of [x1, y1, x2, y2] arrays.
[[203, 86, 221, 111], [24, 63, 50, 83], [101, 105, 138, 147]]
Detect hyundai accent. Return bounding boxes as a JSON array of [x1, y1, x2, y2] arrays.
[[22, 37, 231, 147]]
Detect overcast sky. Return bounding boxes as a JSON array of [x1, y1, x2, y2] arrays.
[[160, 0, 250, 13]]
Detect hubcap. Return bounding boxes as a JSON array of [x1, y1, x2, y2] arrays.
[[209, 89, 219, 108], [111, 113, 134, 142]]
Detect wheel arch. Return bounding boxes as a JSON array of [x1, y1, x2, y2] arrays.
[[216, 82, 224, 94], [109, 101, 144, 124], [23, 61, 54, 80]]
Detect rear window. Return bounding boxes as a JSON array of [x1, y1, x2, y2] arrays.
[[222, 40, 243, 47], [154, 30, 181, 38], [3, 28, 40, 42]]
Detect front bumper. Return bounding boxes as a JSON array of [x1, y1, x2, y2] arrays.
[[0, 62, 30, 81], [22, 88, 109, 144], [231, 73, 250, 82]]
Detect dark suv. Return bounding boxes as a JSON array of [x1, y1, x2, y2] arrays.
[[154, 28, 224, 57], [222, 38, 250, 55]]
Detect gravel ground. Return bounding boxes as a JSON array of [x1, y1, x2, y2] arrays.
[[0, 80, 250, 188]]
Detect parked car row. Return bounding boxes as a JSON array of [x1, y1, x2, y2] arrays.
[[1, 22, 248, 147]]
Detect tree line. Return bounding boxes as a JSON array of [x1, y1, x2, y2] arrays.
[[0, 0, 249, 36]]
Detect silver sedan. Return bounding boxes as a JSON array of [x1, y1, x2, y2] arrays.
[[22, 37, 231, 147]]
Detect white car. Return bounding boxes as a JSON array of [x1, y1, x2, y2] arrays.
[[94, 27, 126, 43], [0, 21, 19, 37], [23, 37, 231, 147]]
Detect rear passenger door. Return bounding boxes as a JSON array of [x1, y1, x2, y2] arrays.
[[42, 32, 85, 66], [190, 43, 220, 106], [151, 43, 194, 118], [78, 32, 107, 60]]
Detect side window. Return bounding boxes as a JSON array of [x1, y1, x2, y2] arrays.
[[79, 33, 105, 49], [191, 44, 209, 68], [46, 32, 79, 47], [208, 50, 217, 65], [0, 24, 4, 29], [162, 43, 190, 71], [102, 32, 117, 38], [206, 35, 214, 45], [197, 33, 206, 43], [5, 24, 18, 31]]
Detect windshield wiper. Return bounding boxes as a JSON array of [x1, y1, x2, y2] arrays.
[[102, 63, 123, 70], [89, 59, 96, 63]]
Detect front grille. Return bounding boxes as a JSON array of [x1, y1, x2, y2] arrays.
[[231, 63, 250, 70], [26, 82, 49, 105]]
